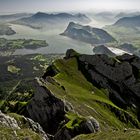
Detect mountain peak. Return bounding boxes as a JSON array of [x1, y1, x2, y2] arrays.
[[61, 22, 116, 45], [32, 12, 49, 18]]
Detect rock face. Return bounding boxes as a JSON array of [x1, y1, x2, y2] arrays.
[[23, 117, 49, 140], [3, 49, 140, 140], [54, 116, 99, 140], [22, 76, 100, 140], [24, 78, 66, 135], [93, 45, 116, 57], [61, 22, 116, 45], [65, 49, 140, 112], [0, 110, 48, 140], [0, 110, 20, 129]]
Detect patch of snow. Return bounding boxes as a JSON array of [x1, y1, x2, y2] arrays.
[[108, 47, 132, 55]]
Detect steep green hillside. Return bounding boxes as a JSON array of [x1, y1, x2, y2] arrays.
[[74, 129, 140, 140], [43, 55, 140, 130], [1, 50, 140, 139]]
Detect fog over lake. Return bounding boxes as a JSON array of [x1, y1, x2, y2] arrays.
[[3, 24, 93, 55]]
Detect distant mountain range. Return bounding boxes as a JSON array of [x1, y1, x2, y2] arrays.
[[94, 12, 116, 22], [0, 13, 32, 23], [114, 15, 140, 27], [104, 14, 140, 47], [92, 11, 140, 22], [13, 12, 91, 28], [61, 22, 116, 45], [115, 12, 140, 19]]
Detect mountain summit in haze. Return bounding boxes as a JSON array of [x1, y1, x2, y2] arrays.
[[61, 22, 116, 45], [114, 15, 140, 27], [13, 12, 91, 28]]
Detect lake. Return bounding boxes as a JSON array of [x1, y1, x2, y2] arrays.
[[4, 24, 94, 55], [1, 23, 128, 56]]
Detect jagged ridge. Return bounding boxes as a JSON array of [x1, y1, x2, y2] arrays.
[[1, 49, 140, 140]]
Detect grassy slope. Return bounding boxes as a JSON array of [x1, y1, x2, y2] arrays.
[[41, 57, 140, 133], [0, 126, 43, 140], [1, 56, 140, 139], [74, 129, 140, 140]]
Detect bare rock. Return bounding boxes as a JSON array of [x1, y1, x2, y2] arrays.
[[0, 110, 20, 129]]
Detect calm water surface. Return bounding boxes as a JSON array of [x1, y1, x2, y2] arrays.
[[4, 24, 94, 55]]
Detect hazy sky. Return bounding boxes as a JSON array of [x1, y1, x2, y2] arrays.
[[0, 0, 140, 13]]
